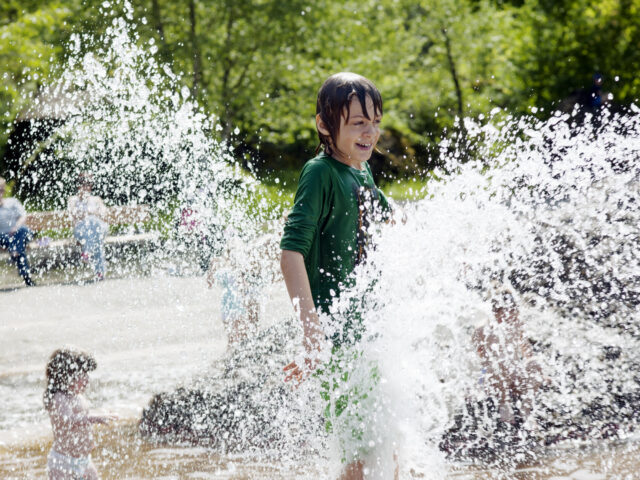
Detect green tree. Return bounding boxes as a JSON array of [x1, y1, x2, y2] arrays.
[[3, 0, 640, 182], [0, 2, 72, 165], [513, 0, 640, 109]]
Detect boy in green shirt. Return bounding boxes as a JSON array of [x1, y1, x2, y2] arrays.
[[280, 73, 395, 480]]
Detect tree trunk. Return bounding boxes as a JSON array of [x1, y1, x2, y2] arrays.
[[441, 25, 470, 158], [441, 26, 464, 120], [220, 6, 236, 140], [150, 0, 165, 46], [189, 0, 202, 99]]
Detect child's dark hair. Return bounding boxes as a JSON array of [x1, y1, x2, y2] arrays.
[[77, 171, 94, 188], [316, 72, 383, 156], [43, 348, 97, 409], [491, 288, 518, 318]]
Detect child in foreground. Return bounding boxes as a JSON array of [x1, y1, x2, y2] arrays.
[[280, 73, 395, 479], [44, 348, 117, 480]]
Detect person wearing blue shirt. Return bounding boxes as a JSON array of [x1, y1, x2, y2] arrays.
[[0, 177, 34, 286]]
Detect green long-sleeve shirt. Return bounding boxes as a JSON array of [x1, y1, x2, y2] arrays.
[[280, 152, 390, 318]]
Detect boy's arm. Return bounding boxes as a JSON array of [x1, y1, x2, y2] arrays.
[[88, 413, 119, 424], [280, 250, 323, 353], [378, 191, 408, 225], [280, 160, 331, 384], [281, 250, 324, 384]]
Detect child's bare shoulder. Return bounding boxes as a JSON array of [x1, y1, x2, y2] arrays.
[[51, 391, 71, 402], [48, 392, 74, 414]]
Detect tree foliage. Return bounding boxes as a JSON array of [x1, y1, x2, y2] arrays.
[[1, 0, 639, 180], [0, 2, 71, 158]]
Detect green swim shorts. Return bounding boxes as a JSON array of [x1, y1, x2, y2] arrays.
[[315, 347, 382, 464]]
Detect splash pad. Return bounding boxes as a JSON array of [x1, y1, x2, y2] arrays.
[[2, 2, 640, 478]]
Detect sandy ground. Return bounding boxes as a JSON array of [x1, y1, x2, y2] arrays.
[[1, 420, 640, 479], [0, 274, 232, 443], [1, 271, 640, 479]]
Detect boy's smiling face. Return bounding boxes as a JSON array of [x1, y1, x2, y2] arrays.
[[322, 94, 381, 168]]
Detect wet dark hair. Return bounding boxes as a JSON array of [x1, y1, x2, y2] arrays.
[[78, 172, 93, 188], [315, 72, 383, 156], [43, 348, 97, 410], [491, 288, 518, 321]]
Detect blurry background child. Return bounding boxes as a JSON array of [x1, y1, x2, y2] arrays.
[[472, 287, 546, 425], [207, 229, 281, 348], [44, 348, 117, 480], [67, 173, 108, 281], [207, 235, 259, 347]]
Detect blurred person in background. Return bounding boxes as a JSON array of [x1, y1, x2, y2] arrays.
[[68, 173, 108, 281], [0, 176, 35, 286]]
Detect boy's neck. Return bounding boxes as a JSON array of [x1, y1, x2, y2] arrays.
[[326, 150, 365, 170]]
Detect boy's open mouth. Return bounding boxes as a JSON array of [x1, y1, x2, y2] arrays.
[[356, 143, 372, 150]]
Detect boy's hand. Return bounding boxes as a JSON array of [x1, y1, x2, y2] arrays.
[[392, 206, 408, 225], [284, 334, 324, 387], [283, 335, 327, 387], [283, 357, 317, 386]]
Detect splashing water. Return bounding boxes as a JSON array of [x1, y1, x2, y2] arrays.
[[10, 0, 271, 296], [9, 0, 280, 280], [333, 107, 640, 476], [3, 1, 640, 478], [3, 0, 296, 468]]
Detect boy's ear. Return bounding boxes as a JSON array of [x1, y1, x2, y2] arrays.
[[316, 114, 330, 137]]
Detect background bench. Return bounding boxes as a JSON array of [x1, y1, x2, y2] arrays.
[[26, 204, 155, 248], [26, 205, 151, 232], [1, 204, 159, 274]]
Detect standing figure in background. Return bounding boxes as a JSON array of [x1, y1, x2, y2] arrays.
[[44, 348, 117, 480], [579, 72, 607, 112], [174, 184, 223, 273], [560, 72, 612, 126], [207, 236, 260, 347], [68, 173, 108, 281], [472, 288, 546, 426], [0, 176, 35, 286]]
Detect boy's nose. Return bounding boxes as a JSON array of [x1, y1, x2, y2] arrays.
[[363, 123, 376, 137]]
